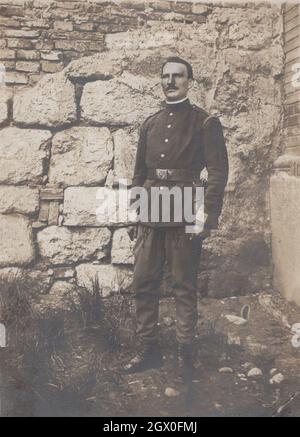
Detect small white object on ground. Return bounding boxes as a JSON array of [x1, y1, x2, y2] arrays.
[[219, 367, 234, 374], [247, 368, 263, 378], [270, 373, 285, 385], [165, 387, 180, 397], [225, 315, 248, 325]]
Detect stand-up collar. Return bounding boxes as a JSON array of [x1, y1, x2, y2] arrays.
[[163, 98, 191, 112]]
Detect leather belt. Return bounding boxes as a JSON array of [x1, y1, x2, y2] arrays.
[[147, 168, 199, 182]]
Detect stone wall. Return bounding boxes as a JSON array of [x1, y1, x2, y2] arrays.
[[0, 0, 284, 301]]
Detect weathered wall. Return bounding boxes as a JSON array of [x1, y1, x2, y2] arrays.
[[0, 0, 284, 301], [270, 3, 300, 306]]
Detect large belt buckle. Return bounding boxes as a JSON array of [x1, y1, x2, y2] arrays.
[[156, 169, 169, 180]]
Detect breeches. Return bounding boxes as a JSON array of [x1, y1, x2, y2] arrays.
[[132, 224, 202, 345]]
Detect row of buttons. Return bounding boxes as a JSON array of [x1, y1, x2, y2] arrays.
[[160, 112, 174, 159], [161, 112, 174, 158]]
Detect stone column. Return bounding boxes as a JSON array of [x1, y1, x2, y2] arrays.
[[271, 3, 300, 305]]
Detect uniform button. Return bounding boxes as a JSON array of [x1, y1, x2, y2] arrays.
[[164, 139, 169, 143], [160, 153, 165, 158], [159, 186, 164, 190], [167, 124, 171, 128], [169, 112, 174, 116]]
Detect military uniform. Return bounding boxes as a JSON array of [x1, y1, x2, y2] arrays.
[[131, 98, 228, 346]]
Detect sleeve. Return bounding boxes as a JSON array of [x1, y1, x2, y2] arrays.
[[202, 116, 229, 229], [132, 121, 148, 188]]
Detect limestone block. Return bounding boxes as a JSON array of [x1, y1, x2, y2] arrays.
[[37, 225, 111, 265], [76, 263, 133, 297], [65, 51, 124, 81], [0, 127, 51, 184], [80, 79, 160, 126], [13, 71, 77, 127], [49, 127, 113, 186], [111, 228, 134, 265], [0, 186, 39, 214], [63, 186, 135, 227], [0, 214, 35, 267]]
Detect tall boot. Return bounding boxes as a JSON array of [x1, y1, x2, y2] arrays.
[[177, 342, 196, 382]]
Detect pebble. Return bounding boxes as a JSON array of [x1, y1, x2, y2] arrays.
[[165, 387, 180, 398], [219, 367, 234, 374], [225, 315, 248, 325], [270, 373, 285, 385], [270, 368, 278, 377], [247, 368, 263, 378]]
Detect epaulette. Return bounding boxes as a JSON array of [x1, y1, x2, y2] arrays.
[[192, 104, 221, 128], [202, 115, 219, 129]]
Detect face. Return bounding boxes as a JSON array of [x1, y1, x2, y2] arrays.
[[161, 62, 192, 101]]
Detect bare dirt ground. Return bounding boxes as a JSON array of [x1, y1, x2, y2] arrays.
[[2, 290, 300, 417]]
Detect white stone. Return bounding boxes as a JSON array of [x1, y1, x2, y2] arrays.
[[13, 71, 77, 128], [63, 186, 135, 227], [225, 314, 248, 325], [0, 127, 51, 184], [49, 127, 113, 186], [247, 368, 263, 378], [76, 263, 132, 297], [270, 373, 285, 385], [37, 226, 111, 265], [111, 228, 134, 265], [164, 387, 180, 398], [0, 214, 34, 267], [0, 186, 39, 214], [219, 367, 234, 374], [80, 79, 160, 126]]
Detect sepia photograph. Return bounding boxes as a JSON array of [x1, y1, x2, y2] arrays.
[[0, 0, 299, 419]]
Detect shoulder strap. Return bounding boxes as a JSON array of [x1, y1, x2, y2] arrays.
[[202, 115, 218, 129]]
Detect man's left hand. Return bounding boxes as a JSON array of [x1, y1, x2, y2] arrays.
[[189, 213, 210, 240]]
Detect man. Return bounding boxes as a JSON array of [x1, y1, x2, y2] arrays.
[[122, 57, 229, 380]]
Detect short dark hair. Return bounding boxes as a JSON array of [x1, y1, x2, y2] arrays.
[[161, 57, 193, 79]]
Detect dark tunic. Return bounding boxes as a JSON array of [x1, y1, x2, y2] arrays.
[[131, 98, 229, 229]]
